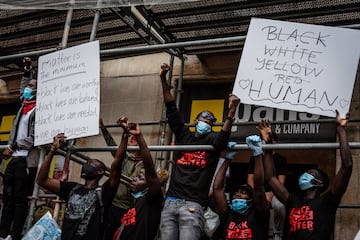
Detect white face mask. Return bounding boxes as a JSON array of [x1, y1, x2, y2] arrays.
[[195, 121, 211, 135]]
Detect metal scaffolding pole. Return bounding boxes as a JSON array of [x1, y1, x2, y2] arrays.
[[165, 53, 185, 192], [2, 142, 360, 153], [155, 54, 175, 171], [0, 35, 246, 62], [67, 142, 360, 152], [89, 0, 102, 41], [60, 0, 75, 49], [24, 1, 75, 230], [24, 148, 46, 232]]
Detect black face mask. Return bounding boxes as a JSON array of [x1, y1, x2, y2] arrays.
[[81, 163, 100, 180]]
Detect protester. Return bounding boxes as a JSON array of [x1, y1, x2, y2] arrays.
[[247, 132, 287, 240], [0, 57, 40, 240], [99, 118, 144, 237], [36, 119, 126, 240], [262, 110, 352, 239], [159, 63, 240, 240], [213, 135, 269, 240], [112, 117, 165, 240]]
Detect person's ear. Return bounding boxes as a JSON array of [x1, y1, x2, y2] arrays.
[[311, 178, 323, 187]]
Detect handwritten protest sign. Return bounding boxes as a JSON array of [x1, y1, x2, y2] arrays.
[[22, 211, 61, 240], [35, 41, 100, 146], [233, 18, 360, 118]]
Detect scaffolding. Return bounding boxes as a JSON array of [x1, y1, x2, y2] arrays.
[[0, 4, 359, 236]]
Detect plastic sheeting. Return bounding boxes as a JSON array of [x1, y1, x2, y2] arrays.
[[0, 0, 199, 10]]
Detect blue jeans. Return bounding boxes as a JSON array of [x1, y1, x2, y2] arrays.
[[160, 198, 205, 240]]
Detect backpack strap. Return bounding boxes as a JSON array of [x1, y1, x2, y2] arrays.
[[95, 186, 105, 240], [95, 187, 104, 222]]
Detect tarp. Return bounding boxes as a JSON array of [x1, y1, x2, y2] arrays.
[[0, 0, 199, 10]]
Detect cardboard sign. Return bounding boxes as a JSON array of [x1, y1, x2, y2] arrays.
[[35, 41, 100, 146], [233, 18, 360, 118]]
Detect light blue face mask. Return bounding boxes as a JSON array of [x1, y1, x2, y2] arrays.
[[298, 172, 316, 190], [131, 188, 148, 199], [231, 199, 251, 214], [195, 121, 211, 135], [131, 192, 144, 199], [23, 87, 34, 100]]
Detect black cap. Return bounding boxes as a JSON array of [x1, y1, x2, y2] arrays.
[[231, 183, 254, 198]]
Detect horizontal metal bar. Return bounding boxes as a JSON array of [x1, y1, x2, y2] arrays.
[[1, 142, 360, 152], [1, 118, 359, 134], [0, 48, 58, 61], [101, 35, 247, 56], [70, 142, 360, 152]]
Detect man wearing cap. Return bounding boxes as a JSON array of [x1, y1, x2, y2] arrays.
[[159, 63, 240, 240], [213, 135, 269, 240]]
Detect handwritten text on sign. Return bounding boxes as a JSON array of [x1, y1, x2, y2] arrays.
[[233, 18, 360, 118], [35, 41, 100, 146]]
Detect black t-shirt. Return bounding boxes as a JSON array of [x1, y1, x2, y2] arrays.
[[59, 181, 116, 240], [118, 191, 164, 240], [248, 152, 287, 192], [165, 101, 230, 205], [284, 192, 340, 240], [218, 207, 269, 240]]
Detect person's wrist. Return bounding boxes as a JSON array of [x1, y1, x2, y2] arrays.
[[123, 129, 131, 138], [225, 116, 235, 122], [253, 148, 263, 156], [227, 109, 236, 116], [7, 145, 13, 152]]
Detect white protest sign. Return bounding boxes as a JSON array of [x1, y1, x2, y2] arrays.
[[233, 18, 360, 118], [35, 41, 100, 146]]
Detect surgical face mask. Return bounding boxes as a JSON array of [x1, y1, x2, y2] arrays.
[[23, 87, 34, 100], [131, 192, 144, 199], [196, 121, 211, 135], [81, 163, 100, 180], [131, 188, 148, 199], [298, 172, 318, 190], [231, 199, 251, 214]]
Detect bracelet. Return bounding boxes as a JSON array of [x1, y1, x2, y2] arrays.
[[225, 116, 235, 122]]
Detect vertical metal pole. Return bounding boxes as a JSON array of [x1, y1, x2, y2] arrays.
[[165, 54, 185, 192], [26, 0, 75, 229], [89, 0, 102, 41], [25, 148, 46, 231], [61, 0, 75, 48], [156, 54, 175, 170], [53, 139, 75, 221]]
